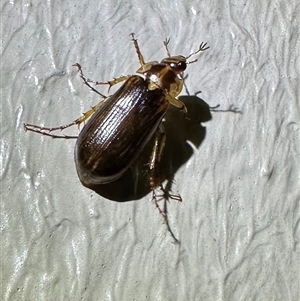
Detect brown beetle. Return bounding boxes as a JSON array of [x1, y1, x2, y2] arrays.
[[24, 33, 209, 232]]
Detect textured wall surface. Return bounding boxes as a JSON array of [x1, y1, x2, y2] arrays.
[[1, 1, 299, 300]]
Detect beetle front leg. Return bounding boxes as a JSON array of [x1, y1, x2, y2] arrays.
[[131, 33, 146, 67], [163, 38, 171, 57]]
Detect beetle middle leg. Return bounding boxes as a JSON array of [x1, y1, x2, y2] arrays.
[[149, 124, 182, 236], [73, 63, 129, 93], [95, 76, 129, 92], [73, 63, 107, 98], [24, 64, 112, 138]]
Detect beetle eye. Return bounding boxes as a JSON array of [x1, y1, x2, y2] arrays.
[[170, 61, 187, 73]]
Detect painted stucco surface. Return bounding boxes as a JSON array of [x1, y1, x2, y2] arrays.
[[1, 1, 299, 300]]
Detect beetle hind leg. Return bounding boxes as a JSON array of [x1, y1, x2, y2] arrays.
[[24, 96, 110, 138], [151, 185, 182, 217], [151, 187, 181, 244], [149, 124, 181, 242], [23, 123, 78, 139]]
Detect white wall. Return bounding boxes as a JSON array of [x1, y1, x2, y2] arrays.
[[1, 1, 299, 300]]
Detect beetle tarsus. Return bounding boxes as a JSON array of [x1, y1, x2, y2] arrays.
[[163, 38, 171, 57], [151, 186, 180, 244]]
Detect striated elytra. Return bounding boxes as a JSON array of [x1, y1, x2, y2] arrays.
[[75, 75, 168, 186]]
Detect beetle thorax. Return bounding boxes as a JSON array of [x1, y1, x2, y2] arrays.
[[138, 63, 183, 98]]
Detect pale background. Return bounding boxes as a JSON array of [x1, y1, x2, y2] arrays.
[[1, 1, 299, 300]]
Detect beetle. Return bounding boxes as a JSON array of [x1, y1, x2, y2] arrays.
[[24, 33, 209, 228]]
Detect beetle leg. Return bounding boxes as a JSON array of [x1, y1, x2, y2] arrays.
[[150, 125, 181, 243], [73, 63, 107, 98], [149, 124, 168, 222], [22, 126, 78, 139], [74, 63, 129, 93], [150, 125, 182, 213], [163, 38, 171, 57], [24, 96, 110, 137], [166, 94, 188, 115], [73, 63, 129, 93], [95, 75, 130, 92], [130, 33, 146, 67], [149, 124, 183, 205], [149, 124, 166, 189]]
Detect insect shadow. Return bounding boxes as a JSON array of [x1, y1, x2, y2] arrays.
[[86, 94, 214, 202]]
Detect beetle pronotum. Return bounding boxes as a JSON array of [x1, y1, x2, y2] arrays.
[[24, 33, 209, 239]]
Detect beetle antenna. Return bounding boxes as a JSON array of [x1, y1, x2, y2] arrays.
[[185, 42, 210, 63]]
